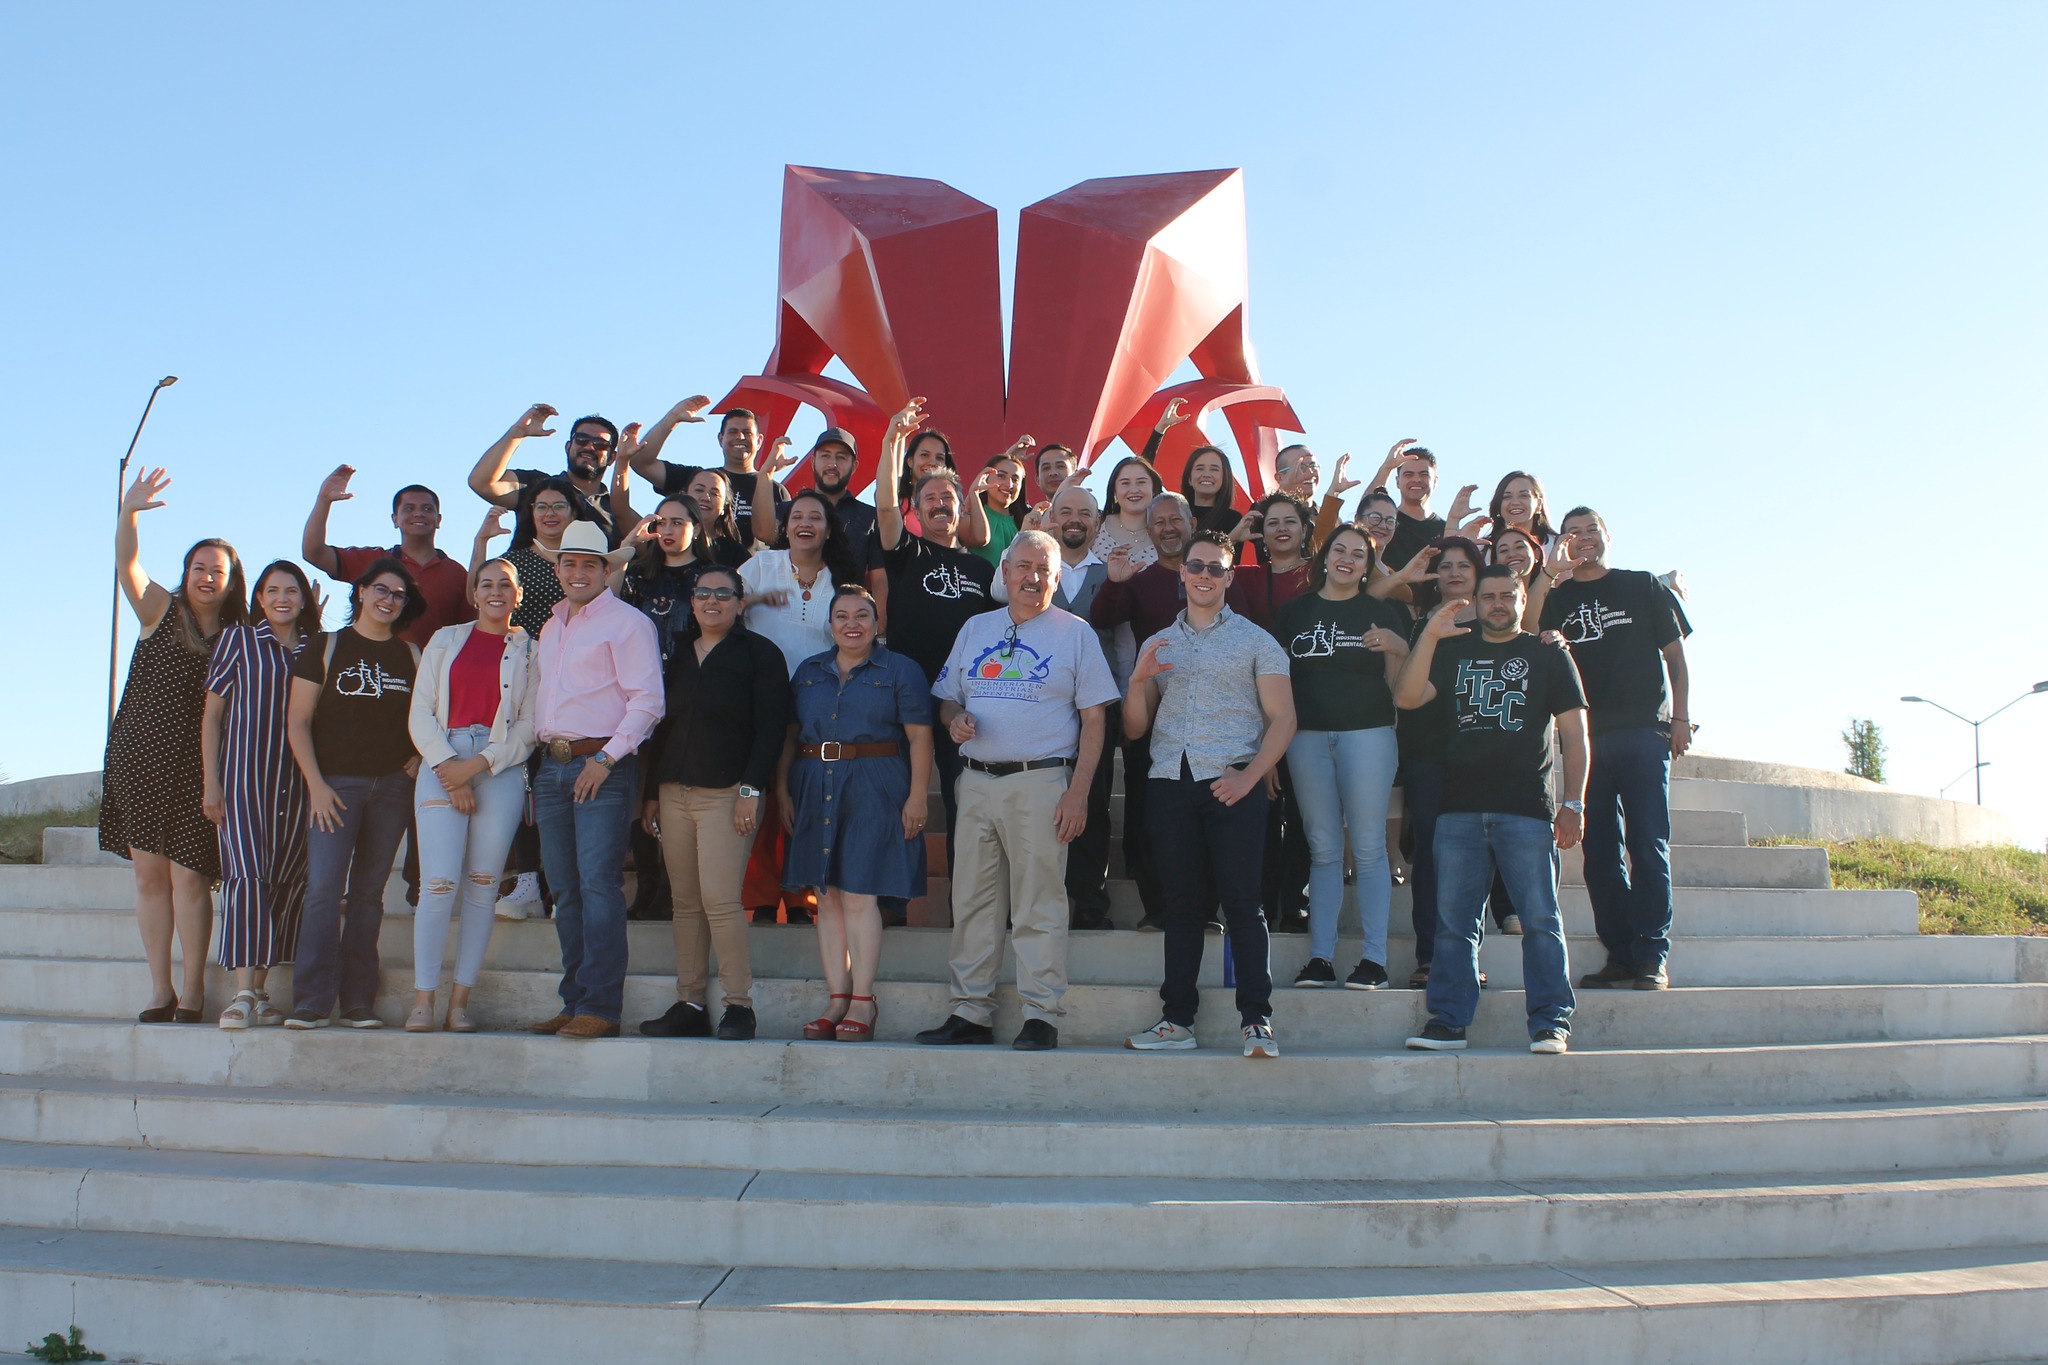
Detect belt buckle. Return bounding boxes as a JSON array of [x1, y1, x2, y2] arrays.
[[819, 740, 842, 762], [548, 737, 574, 764]]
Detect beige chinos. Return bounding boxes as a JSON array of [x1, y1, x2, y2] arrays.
[[658, 783, 758, 1009], [947, 765, 1071, 1024]]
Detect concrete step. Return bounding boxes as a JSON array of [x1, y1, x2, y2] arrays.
[[7, 1075, 2046, 1185], [3, 1016, 2043, 1117], [3, 1138, 2042, 1272], [2, 1225, 2044, 1364], [8, 951, 2044, 1048]]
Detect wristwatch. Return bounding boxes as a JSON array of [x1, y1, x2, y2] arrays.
[[591, 752, 614, 770], [738, 785, 763, 799], [1560, 800, 1584, 813]]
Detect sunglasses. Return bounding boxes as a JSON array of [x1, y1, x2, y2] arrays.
[[1180, 560, 1230, 579], [570, 434, 614, 451], [692, 587, 739, 601]]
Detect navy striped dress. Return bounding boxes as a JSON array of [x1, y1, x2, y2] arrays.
[[205, 621, 311, 968]]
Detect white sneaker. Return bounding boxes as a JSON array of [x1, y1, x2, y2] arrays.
[[1125, 1019, 1197, 1051], [495, 872, 540, 921], [1242, 1021, 1280, 1059]]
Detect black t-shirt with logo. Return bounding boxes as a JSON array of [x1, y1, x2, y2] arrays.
[[1382, 511, 1447, 570], [882, 534, 996, 683], [1430, 631, 1586, 819], [290, 628, 420, 778], [1397, 611, 1454, 766], [1272, 591, 1411, 731], [1539, 569, 1689, 733]]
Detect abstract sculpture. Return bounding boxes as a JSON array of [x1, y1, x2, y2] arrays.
[[717, 165, 1303, 506]]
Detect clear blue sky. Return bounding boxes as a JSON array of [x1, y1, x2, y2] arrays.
[[6, 2, 2044, 842]]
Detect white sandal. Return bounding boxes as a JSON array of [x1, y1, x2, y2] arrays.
[[252, 991, 285, 1027], [218, 990, 258, 1031]]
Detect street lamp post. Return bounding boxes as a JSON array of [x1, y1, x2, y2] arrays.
[[1900, 682, 2048, 805], [108, 376, 178, 735]]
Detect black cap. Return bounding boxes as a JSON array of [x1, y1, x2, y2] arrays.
[[810, 427, 857, 455]]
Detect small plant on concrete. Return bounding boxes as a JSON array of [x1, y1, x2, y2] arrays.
[[1841, 717, 1887, 783], [25, 1326, 105, 1362]]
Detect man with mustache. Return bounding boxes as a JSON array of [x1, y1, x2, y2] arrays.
[[468, 403, 633, 550], [874, 400, 997, 904], [1397, 565, 1588, 1056]]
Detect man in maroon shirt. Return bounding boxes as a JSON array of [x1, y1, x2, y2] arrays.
[[303, 465, 476, 648]]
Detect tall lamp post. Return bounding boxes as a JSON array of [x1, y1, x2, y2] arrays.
[[108, 377, 179, 735], [1900, 683, 2048, 805]]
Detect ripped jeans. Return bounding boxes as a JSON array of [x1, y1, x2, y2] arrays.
[[413, 726, 526, 992]]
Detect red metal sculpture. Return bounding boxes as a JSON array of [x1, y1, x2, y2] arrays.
[[717, 165, 1302, 506]]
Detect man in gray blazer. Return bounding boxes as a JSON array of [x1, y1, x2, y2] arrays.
[[1046, 484, 1118, 927]]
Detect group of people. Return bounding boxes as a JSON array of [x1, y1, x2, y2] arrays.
[[101, 388, 1692, 1058]]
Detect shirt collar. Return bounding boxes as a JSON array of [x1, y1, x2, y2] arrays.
[[1174, 605, 1236, 636]]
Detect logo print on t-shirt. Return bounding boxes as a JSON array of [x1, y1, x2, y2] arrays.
[[334, 660, 410, 699], [1289, 620, 1366, 659], [1501, 656, 1529, 682], [964, 638, 1053, 700], [923, 565, 970, 599], [1453, 658, 1525, 732], [1558, 598, 1635, 645]]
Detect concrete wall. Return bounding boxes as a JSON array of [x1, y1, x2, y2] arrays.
[[0, 771, 101, 816], [1672, 755, 2016, 848]]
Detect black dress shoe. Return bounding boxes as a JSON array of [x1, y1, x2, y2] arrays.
[[915, 1015, 995, 1045], [1012, 1019, 1058, 1051], [1578, 958, 1636, 990], [639, 1001, 712, 1038], [716, 1005, 757, 1040]]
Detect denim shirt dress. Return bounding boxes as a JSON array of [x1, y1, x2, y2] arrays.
[[784, 646, 934, 898]]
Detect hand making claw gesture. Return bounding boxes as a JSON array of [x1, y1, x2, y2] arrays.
[[1443, 483, 1481, 531], [611, 423, 643, 491], [1326, 453, 1360, 501], [887, 396, 929, 439], [761, 435, 800, 476], [1372, 437, 1419, 490], [1421, 598, 1473, 641], [507, 404, 558, 442], [1543, 532, 1581, 583], [1389, 544, 1441, 590], [1130, 635, 1174, 685], [662, 394, 713, 426], [1104, 543, 1138, 583], [1154, 397, 1191, 434]]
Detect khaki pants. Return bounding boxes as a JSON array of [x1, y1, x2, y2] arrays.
[[658, 783, 757, 1009], [948, 766, 1071, 1024]]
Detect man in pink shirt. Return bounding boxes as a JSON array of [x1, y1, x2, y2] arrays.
[[526, 522, 664, 1040]]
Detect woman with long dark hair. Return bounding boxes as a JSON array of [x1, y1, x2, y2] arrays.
[[738, 489, 863, 670], [1093, 455, 1165, 569], [285, 557, 425, 1028], [1180, 444, 1243, 538], [967, 449, 1028, 567], [780, 585, 932, 1041], [686, 468, 752, 567], [202, 559, 320, 1028], [102, 467, 249, 1022], [1489, 470, 1556, 547]]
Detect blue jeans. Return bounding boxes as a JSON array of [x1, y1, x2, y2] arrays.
[[1287, 727, 1398, 966], [534, 752, 638, 1023], [1426, 812, 1575, 1038], [1149, 769, 1272, 1027], [1402, 761, 1445, 965], [295, 771, 412, 1019], [1583, 726, 1674, 972]]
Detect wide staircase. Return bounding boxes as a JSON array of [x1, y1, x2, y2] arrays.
[[1, 797, 2045, 1363]]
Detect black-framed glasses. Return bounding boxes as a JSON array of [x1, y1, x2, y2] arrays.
[[1180, 560, 1229, 579], [998, 622, 1020, 659], [692, 587, 738, 601], [1360, 512, 1397, 528], [366, 584, 408, 602]]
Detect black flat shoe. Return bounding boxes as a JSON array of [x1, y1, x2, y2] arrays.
[[1012, 1019, 1058, 1051], [915, 1015, 994, 1046], [137, 1003, 177, 1023], [639, 1002, 713, 1038], [715, 1005, 757, 1041], [172, 1008, 203, 1024]]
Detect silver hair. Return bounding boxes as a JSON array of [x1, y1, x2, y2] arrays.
[[1147, 491, 1194, 523], [1003, 529, 1064, 578]]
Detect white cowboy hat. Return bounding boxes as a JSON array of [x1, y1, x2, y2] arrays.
[[536, 519, 634, 568]]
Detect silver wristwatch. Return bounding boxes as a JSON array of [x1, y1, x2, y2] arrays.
[[1560, 800, 1584, 813], [738, 785, 763, 799], [591, 751, 614, 770]]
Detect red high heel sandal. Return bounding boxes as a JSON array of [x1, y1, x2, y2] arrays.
[[835, 996, 878, 1041], [803, 994, 854, 1041]]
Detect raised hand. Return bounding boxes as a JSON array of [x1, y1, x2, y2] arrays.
[[1393, 544, 1441, 586], [122, 467, 171, 515], [612, 423, 642, 487], [477, 506, 510, 542], [663, 394, 712, 425], [1444, 483, 1480, 527], [1104, 544, 1138, 583], [886, 396, 928, 436], [967, 466, 996, 498], [1130, 636, 1174, 684], [1543, 533, 1578, 580], [1451, 510, 1493, 540], [1004, 434, 1036, 458], [763, 436, 800, 475], [1422, 600, 1472, 640], [1374, 437, 1418, 484], [628, 513, 660, 545], [1327, 453, 1359, 499], [1020, 501, 1052, 532], [316, 465, 356, 505], [1156, 397, 1190, 432], [508, 404, 558, 441]]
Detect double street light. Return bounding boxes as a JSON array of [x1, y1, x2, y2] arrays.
[[1900, 683, 2048, 805]]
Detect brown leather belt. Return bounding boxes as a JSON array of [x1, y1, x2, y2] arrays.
[[545, 737, 611, 763], [799, 741, 901, 761]]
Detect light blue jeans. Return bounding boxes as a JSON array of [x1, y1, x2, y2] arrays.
[[1286, 726, 1399, 967], [413, 726, 526, 992]]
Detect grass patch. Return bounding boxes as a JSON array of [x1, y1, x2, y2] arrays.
[[0, 803, 102, 865], [1762, 837, 2048, 936]]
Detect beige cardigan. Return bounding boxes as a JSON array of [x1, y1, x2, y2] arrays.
[[407, 622, 539, 775]]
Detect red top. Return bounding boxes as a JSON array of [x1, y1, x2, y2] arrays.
[[446, 629, 508, 730], [332, 545, 478, 647]]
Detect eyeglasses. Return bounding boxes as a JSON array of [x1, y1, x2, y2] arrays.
[[1180, 560, 1230, 579], [570, 434, 614, 451], [998, 622, 1020, 659], [531, 501, 573, 515], [1360, 513, 1397, 528], [366, 584, 408, 602], [692, 587, 738, 601]]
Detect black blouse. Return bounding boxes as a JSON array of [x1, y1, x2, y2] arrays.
[[646, 627, 791, 793]]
